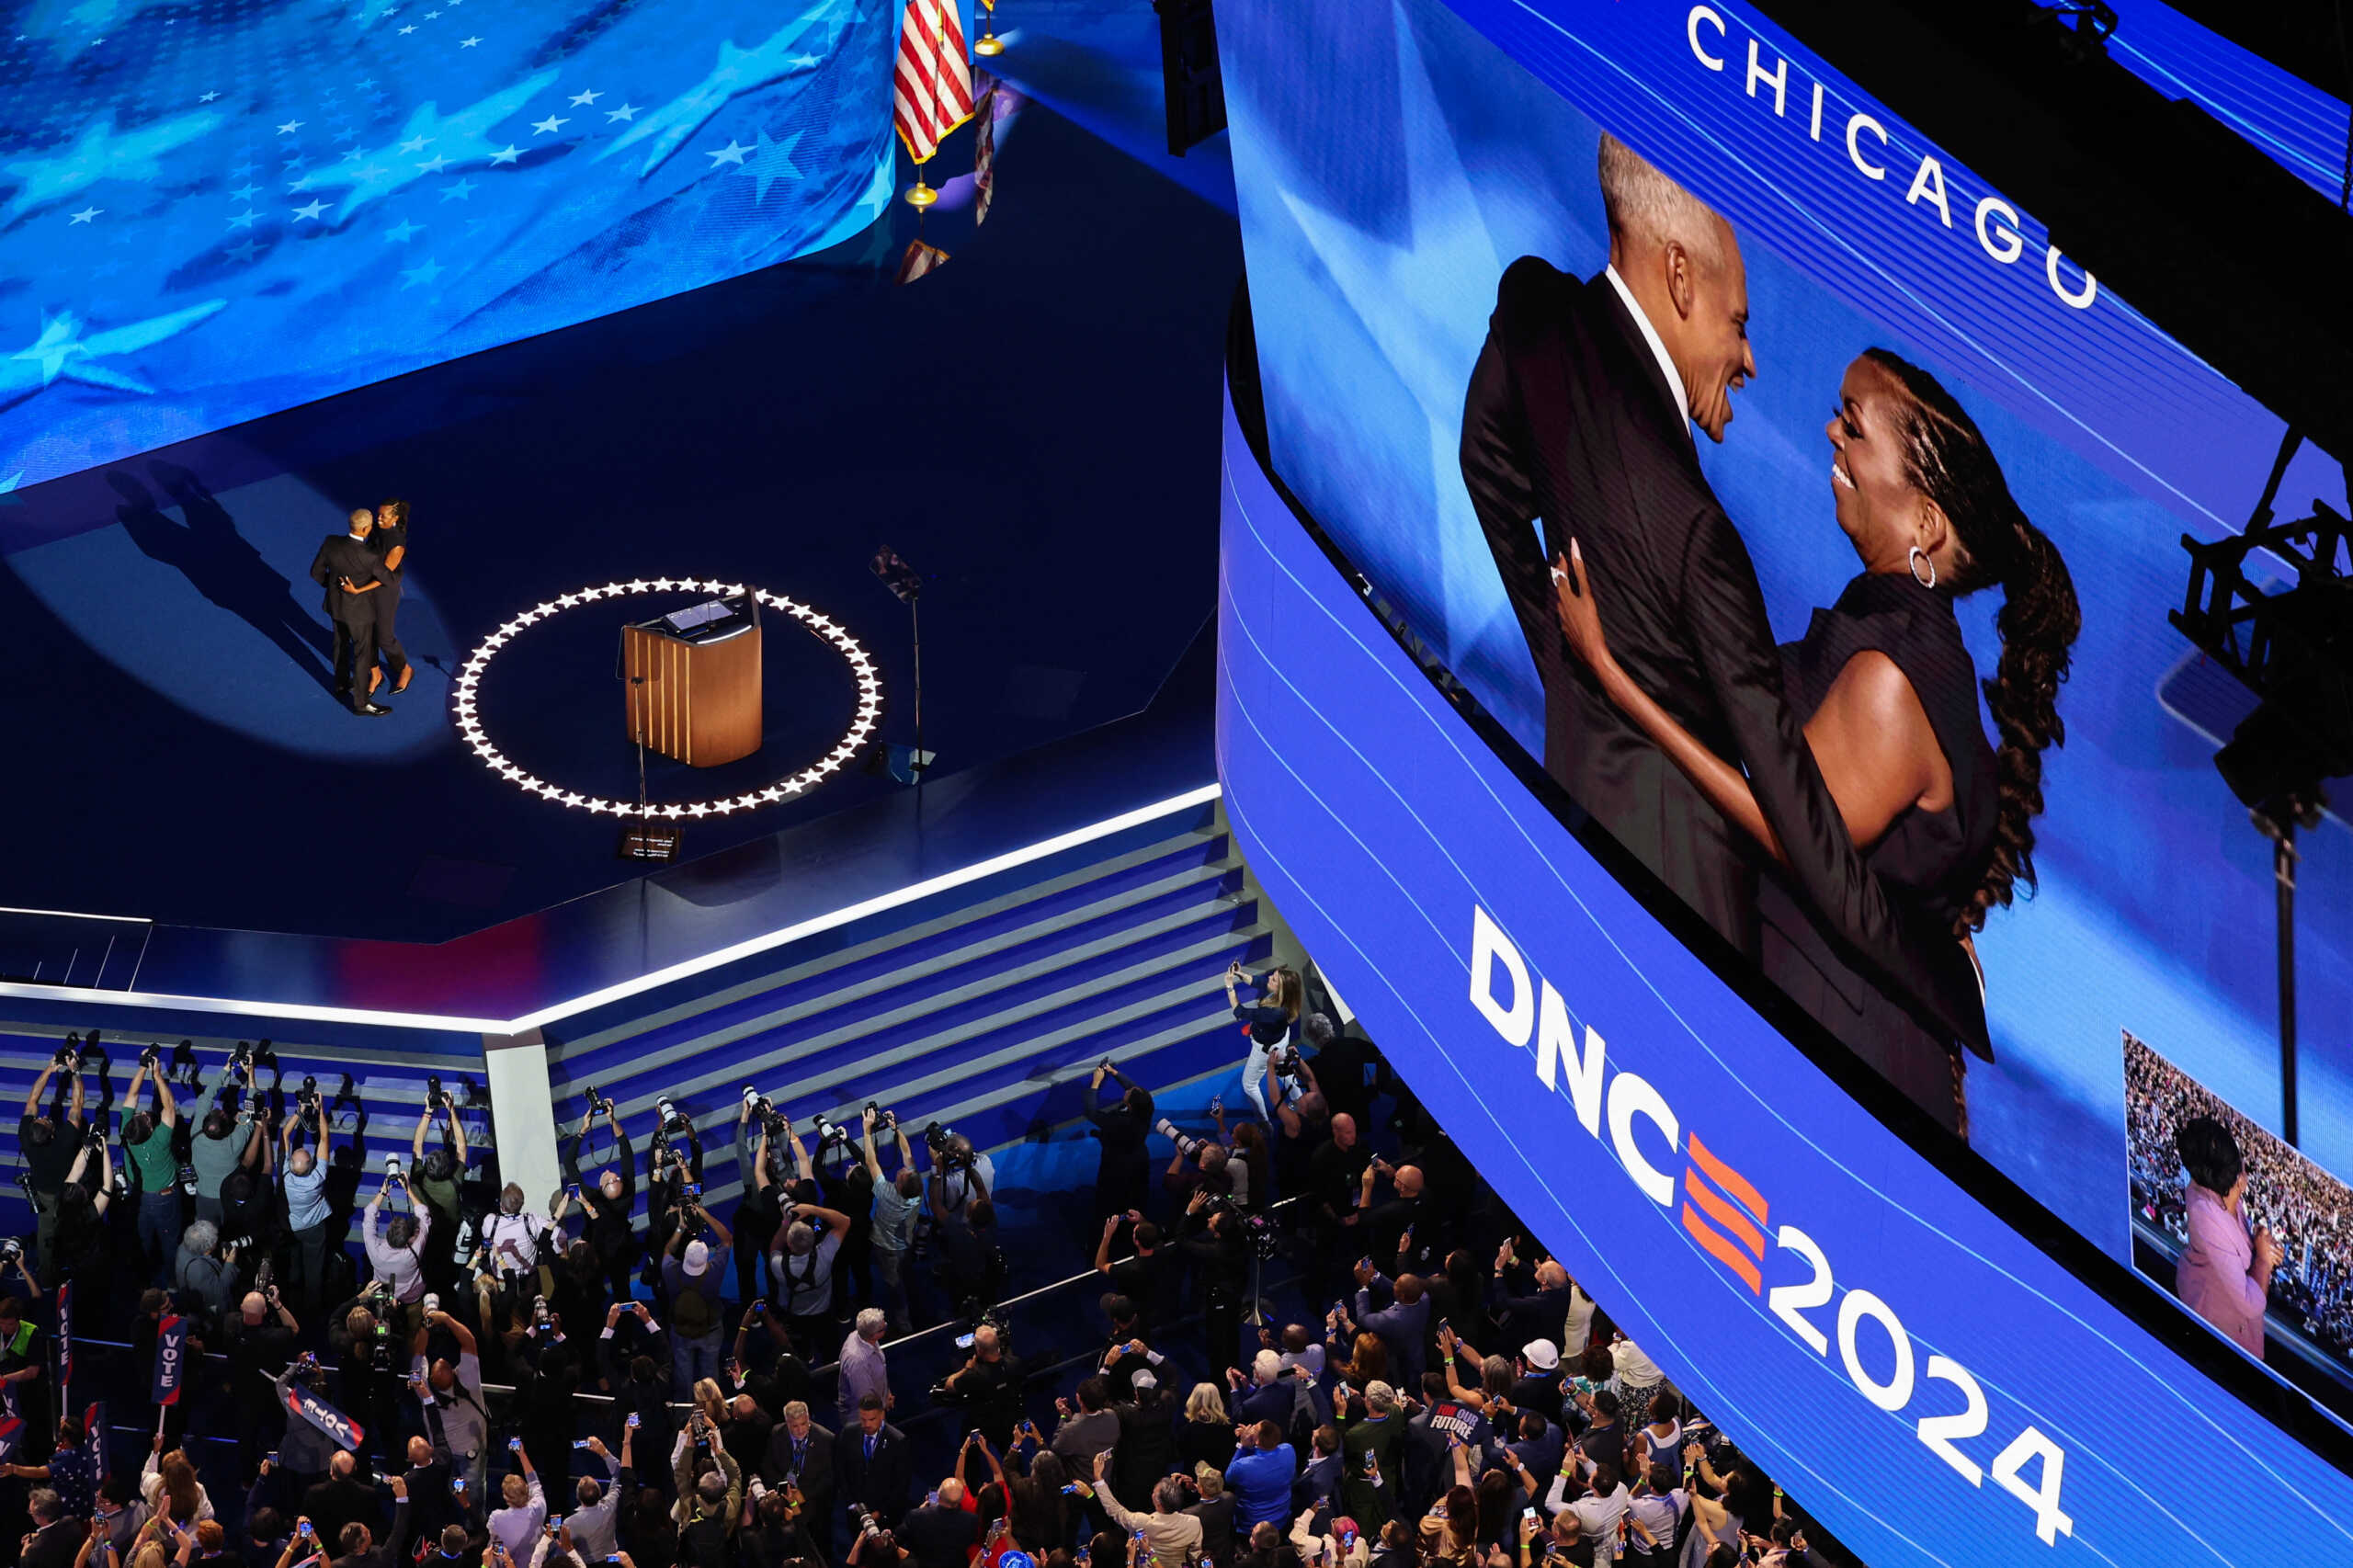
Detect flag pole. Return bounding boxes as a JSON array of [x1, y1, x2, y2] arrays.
[[975, 0, 1004, 57], [905, 152, 938, 208]]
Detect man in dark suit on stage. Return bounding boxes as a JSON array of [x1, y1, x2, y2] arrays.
[[309, 508, 392, 715], [833, 1392, 911, 1536], [1457, 133, 1983, 1055]]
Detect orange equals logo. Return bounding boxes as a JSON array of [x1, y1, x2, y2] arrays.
[[1680, 1132, 1769, 1293]]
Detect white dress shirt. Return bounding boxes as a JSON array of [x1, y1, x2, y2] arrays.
[[1602, 264, 1692, 445]]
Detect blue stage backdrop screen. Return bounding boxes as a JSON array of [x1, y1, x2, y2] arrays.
[[1218, 0, 2353, 1415], [0, 0, 911, 490]]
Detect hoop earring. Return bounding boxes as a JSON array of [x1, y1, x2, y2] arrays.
[[1907, 546, 1938, 590]]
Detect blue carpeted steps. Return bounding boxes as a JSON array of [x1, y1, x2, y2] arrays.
[[0, 813, 1264, 1239]]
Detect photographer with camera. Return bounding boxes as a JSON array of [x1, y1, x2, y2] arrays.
[[279, 1098, 335, 1312], [220, 1288, 300, 1475], [189, 1050, 265, 1230], [1176, 1187, 1248, 1373], [22, 1043, 90, 1278], [643, 1101, 705, 1259], [661, 1199, 733, 1396], [733, 1094, 791, 1305], [938, 1321, 1023, 1450], [859, 1110, 921, 1337], [770, 1199, 851, 1355], [1082, 1061, 1155, 1228], [482, 1183, 549, 1280], [410, 1090, 471, 1292], [363, 1167, 432, 1331], [670, 1412, 742, 1568], [563, 1095, 636, 1307], [923, 1130, 992, 1221], [172, 1220, 239, 1326], [119, 1048, 183, 1284]]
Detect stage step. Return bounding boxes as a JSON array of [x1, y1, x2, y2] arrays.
[[0, 818, 1263, 1241]]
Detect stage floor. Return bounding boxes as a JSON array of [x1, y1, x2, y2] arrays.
[[0, 20, 1240, 945]]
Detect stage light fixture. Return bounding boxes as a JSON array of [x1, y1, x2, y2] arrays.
[[449, 579, 883, 820]]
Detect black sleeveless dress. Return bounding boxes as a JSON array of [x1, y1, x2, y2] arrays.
[[1756, 573, 1998, 1134]]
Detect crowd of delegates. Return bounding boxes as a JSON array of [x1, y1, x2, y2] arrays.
[[2124, 1037, 2353, 1365], [2, 979, 1841, 1568]]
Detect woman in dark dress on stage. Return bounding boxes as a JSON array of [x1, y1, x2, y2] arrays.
[[1552, 348, 2079, 1137], [369, 496, 414, 695]]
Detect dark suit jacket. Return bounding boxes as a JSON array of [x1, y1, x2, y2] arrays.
[[23, 1520, 83, 1568], [301, 1474, 383, 1552], [765, 1420, 834, 1526], [309, 534, 387, 627], [1459, 259, 1985, 1056], [832, 1422, 910, 1525]]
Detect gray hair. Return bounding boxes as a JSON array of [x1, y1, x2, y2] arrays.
[[1253, 1349, 1282, 1383], [783, 1221, 815, 1256], [1364, 1380, 1399, 1414], [856, 1308, 888, 1341], [1153, 1477, 1188, 1513], [182, 1220, 220, 1256], [1597, 132, 1725, 273], [27, 1489, 61, 1524], [783, 1401, 810, 1422]]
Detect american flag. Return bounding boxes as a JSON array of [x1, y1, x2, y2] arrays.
[[894, 237, 952, 285], [893, 0, 975, 166]]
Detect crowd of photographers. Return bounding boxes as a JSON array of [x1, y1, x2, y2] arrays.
[[0, 971, 1834, 1568]]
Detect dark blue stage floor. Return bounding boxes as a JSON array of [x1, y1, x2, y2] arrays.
[[0, 12, 1240, 952]]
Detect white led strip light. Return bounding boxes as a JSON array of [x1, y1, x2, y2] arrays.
[[449, 578, 883, 818]]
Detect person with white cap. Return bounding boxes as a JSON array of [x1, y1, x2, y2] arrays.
[[1110, 1364, 1178, 1505], [1510, 1339, 1566, 1427], [661, 1203, 733, 1396]]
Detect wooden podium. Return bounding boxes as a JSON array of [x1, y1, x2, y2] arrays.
[[622, 596, 762, 767]]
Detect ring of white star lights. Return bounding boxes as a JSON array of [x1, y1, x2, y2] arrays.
[[450, 579, 881, 819]]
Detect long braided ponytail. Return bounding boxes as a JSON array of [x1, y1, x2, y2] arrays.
[[1860, 348, 2083, 933]]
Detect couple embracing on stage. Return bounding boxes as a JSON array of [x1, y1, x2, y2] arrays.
[[1460, 134, 2081, 1139], [308, 497, 415, 716]]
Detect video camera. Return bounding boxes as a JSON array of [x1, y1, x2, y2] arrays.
[[1154, 1118, 1206, 1160]]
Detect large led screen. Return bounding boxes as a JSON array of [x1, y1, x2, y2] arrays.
[[1217, 0, 2352, 1418], [0, 0, 909, 490]]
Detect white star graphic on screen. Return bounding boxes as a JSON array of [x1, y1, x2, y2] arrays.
[[415, 154, 449, 174], [224, 240, 260, 264], [401, 257, 445, 289], [487, 144, 522, 165], [289, 174, 317, 192], [69, 206, 101, 223], [278, 119, 302, 134], [228, 208, 261, 229], [568, 89, 602, 107], [5, 109, 222, 222], [531, 115, 569, 135], [1, 301, 228, 399], [597, 4, 842, 178], [460, 35, 482, 47], [383, 218, 423, 242], [732, 129, 803, 203], [425, 7, 440, 16], [292, 199, 328, 220], [704, 139, 752, 167], [439, 178, 477, 200], [790, 53, 822, 66], [605, 103, 639, 122], [398, 25, 415, 35], [397, 135, 431, 153], [199, 91, 219, 103]]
